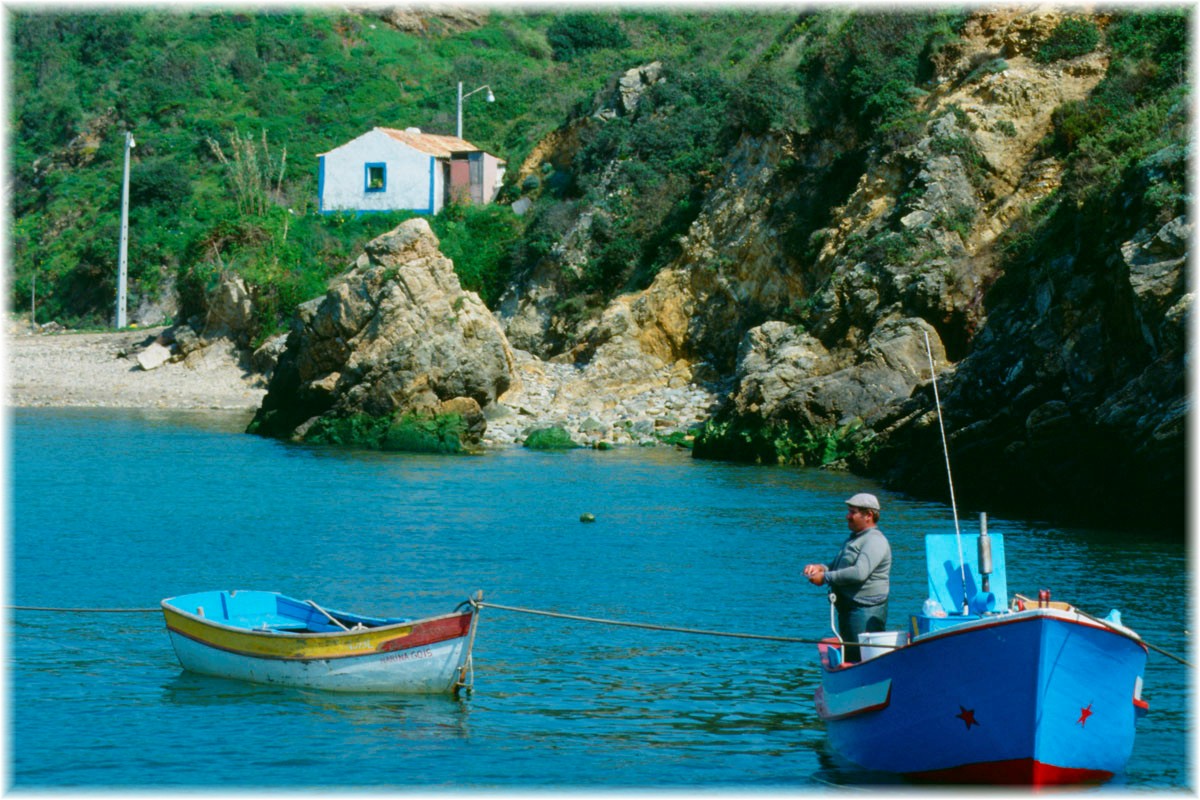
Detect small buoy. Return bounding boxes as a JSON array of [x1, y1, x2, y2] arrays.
[[580, 513, 596, 523]]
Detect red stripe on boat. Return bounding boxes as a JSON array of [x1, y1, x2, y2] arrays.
[[378, 612, 472, 652], [906, 758, 1114, 787]]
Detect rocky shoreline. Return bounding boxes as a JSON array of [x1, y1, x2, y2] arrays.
[[485, 347, 720, 448], [5, 318, 720, 450]]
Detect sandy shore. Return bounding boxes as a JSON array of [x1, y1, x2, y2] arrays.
[[5, 321, 718, 448], [6, 324, 268, 411]]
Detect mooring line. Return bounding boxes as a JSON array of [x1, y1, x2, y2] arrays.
[[473, 600, 883, 648], [7, 605, 159, 613]]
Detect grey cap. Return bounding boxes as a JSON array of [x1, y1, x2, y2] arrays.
[[845, 492, 881, 511]]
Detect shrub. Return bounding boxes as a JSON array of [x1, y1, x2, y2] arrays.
[[430, 203, 523, 307], [546, 13, 628, 62], [524, 426, 579, 449], [727, 68, 807, 135], [383, 412, 468, 454], [799, 11, 966, 134], [304, 413, 391, 448], [1035, 17, 1101, 63]]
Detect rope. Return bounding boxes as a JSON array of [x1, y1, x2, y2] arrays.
[[7, 605, 158, 613], [305, 599, 350, 631], [472, 599, 897, 648], [18, 599, 1185, 668]]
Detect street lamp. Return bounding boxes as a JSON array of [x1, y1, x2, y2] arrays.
[[456, 81, 495, 139], [116, 130, 135, 329]]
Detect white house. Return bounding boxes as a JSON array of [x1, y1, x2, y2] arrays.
[[317, 127, 506, 215]]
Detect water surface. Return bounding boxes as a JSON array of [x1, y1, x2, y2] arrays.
[[8, 408, 1190, 789]]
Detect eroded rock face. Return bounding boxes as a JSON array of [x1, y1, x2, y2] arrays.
[[727, 318, 945, 430], [368, 6, 487, 34], [248, 218, 516, 450], [862, 213, 1189, 524], [547, 9, 1184, 525]]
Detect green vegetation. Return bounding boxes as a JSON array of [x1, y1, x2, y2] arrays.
[[302, 413, 391, 448], [1024, 10, 1189, 249], [10, 9, 969, 331], [10, 8, 807, 330], [655, 430, 695, 449], [428, 203, 522, 306], [796, 11, 968, 144], [692, 414, 876, 467], [546, 13, 630, 61], [523, 425, 579, 449], [301, 410, 472, 453], [1035, 16, 1101, 63], [10, 6, 1188, 360], [382, 412, 471, 454]]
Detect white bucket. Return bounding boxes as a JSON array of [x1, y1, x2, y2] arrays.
[[858, 631, 906, 661]]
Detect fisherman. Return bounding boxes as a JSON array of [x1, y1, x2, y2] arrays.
[[804, 493, 892, 663]]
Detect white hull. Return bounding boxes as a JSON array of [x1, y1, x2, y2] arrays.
[[166, 629, 470, 693]]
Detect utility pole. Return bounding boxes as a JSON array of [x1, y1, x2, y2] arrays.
[[116, 130, 135, 328]]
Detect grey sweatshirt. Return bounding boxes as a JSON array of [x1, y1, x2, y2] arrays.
[[825, 526, 891, 606]]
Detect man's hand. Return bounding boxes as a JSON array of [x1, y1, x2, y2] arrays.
[[803, 563, 827, 586]]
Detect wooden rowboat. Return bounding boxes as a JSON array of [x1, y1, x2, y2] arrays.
[[161, 590, 480, 694]]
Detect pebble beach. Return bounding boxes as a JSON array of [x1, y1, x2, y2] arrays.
[[6, 321, 721, 448], [6, 324, 267, 412]]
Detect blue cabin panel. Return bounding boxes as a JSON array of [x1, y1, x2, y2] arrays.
[[925, 533, 1007, 614]]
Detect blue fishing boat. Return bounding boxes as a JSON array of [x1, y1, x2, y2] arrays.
[[814, 524, 1149, 785], [815, 336, 1150, 786]]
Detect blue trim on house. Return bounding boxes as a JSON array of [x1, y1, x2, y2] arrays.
[[365, 162, 387, 193], [428, 156, 437, 213], [317, 155, 326, 213]]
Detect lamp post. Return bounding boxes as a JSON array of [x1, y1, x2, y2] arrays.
[[456, 81, 495, 139], [116, 130, 135, 329]]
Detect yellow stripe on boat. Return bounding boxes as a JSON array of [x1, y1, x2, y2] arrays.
[[162, 606, 420, 660]]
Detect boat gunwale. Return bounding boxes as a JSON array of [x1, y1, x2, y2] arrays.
[[823, 606, 1146, 673], [160, 593, 472, 642]]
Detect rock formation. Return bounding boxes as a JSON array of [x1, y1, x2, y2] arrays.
[[248, 218, 516, 452], [236, 9, 1185, 526], [495, 9, 1186, 526]]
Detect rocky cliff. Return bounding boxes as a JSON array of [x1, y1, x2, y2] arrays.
[[246, 9, 1186, 528], [499, 9, 1188, 527]]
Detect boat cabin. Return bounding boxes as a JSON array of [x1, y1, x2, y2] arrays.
[[911, 532, 1008, 637]]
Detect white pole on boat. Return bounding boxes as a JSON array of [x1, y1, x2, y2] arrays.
[[923, 329, 968, 614]]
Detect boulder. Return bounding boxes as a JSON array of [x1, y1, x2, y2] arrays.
[[136, 342, 172, 371], [248, 218, 517, 452], [206, 275, 255, 344]]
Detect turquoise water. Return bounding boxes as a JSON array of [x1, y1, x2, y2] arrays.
[[8, 408, 1191, 789]]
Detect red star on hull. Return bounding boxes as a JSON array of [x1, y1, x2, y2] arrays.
[[956, 706, 979, 729]]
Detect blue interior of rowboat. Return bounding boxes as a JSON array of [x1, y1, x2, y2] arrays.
[[165, 590, 410, 633]]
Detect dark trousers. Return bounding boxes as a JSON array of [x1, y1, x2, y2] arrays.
[[837, 600, 888, 664]]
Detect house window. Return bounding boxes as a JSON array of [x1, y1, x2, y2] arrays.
[[365, 163, 386, 192]]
